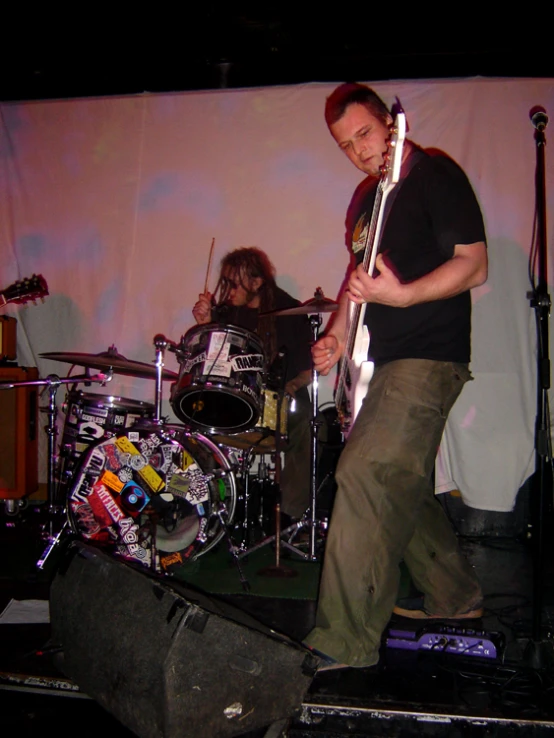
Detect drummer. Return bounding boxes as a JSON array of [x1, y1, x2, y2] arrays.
[[192, 247, 312, 523]]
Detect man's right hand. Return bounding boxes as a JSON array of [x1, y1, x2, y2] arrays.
[[192, 292, 213, 325], [312, 334, 342, 376]]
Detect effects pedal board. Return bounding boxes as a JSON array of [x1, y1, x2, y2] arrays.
[[386, 625, 505, 660]]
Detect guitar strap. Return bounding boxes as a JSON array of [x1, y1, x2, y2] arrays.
[[377, 146, 428, 254]]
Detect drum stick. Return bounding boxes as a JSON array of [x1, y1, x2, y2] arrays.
[[204, 237, 215, 294]]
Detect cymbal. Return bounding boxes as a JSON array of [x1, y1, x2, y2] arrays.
[[40, 347, 178, 381], [261, 295, 338, 317]]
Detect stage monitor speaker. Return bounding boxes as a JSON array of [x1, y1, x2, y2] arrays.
[[50, 542, 317, 738], [0, 366, 38, 499]]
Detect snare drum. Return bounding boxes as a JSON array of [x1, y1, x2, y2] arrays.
[[212, 387, 290, 453], [58, 391, 155, 497], [170, 323, 265, 435], [67, 424, 236, 572]]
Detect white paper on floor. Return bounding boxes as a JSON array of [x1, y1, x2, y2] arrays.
[[0, 599, 50, 624]]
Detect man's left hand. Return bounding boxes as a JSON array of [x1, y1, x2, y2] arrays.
[[348, 242, 487, 308], [348, 255, 413, 308]]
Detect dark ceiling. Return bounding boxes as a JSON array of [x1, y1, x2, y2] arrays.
[[1, 12, 551, 103]]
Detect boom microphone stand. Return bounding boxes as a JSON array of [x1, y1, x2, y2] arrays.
[[524, 105, 554, 668]]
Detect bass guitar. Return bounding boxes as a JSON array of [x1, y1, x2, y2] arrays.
[[335, 112, 406, 437]]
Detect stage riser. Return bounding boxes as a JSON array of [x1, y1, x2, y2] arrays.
[[289, 706, 554, 737], [49, 542, 315, 738]]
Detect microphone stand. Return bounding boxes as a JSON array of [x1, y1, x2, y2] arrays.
[[524, 107, 554, 668]]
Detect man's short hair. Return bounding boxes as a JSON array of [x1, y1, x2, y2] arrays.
[[325, 83, 391, 128]]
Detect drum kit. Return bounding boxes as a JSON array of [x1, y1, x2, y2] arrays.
[[1, 289, 339, 585]]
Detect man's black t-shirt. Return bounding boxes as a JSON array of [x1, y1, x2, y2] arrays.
[[347, 151, 487, 364]]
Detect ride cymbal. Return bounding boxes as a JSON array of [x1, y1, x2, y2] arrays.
[[40, 346, 178, 381], [261, 295, 338, 317]]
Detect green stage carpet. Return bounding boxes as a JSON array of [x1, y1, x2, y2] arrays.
[[171, 543, 321, 600]]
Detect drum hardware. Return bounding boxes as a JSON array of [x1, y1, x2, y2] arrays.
[[233, 389, 303, 575], [214, 502, 252, 593], [56, 389, 156, 503], [255, 394, 300, 577], [260, 288, 338, 317], [170, 323, 265, 435], [40, 345, 179, 381], [37, 337, 177, 566], [153, 334, 178, 422], [0, 370, 112, 568], [226, 448, 278, 551], [257, 287, 336, 561]]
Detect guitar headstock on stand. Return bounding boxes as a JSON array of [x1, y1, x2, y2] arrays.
[[0, 275, 49, 361], [0, 274, 49, 308]]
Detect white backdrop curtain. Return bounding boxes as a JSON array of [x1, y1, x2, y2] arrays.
[[1, 77, 552, 511]]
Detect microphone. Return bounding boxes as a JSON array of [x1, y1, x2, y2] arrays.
[[153, 334, 178, 349], [530, 106, 549, 131]]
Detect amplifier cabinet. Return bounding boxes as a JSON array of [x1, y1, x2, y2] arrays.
[[0, 366, 39, 499], [0, 316, 17, 361]]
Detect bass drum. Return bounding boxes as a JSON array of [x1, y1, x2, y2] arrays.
[[170, 323, 265, 435], [67, 423, 236, 574]]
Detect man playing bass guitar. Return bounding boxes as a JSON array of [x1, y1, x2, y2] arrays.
[[304, 83, 488, 670]]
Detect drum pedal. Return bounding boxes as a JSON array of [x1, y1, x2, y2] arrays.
[[386, 625, 504, 660], [36, 520, 71, 570]]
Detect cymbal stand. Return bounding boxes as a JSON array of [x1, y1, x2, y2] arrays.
[[41, 371, 112, 568], [153, 334, 171, 422], [306, 311, 324, 560], [234, 310, 327, 564], [269, 310, 327, 560]]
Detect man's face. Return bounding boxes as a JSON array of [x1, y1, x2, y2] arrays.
[[220, 268, 262, 308], [330, 103, 392, 177]]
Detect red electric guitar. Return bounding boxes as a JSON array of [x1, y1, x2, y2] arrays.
[[0, 274, 49, 308]]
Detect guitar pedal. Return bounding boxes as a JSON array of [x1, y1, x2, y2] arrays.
[[386, 625, 504, 660]]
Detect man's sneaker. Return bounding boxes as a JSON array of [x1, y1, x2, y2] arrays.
[[392, 596, 483, 620], [317, 659, 351, 672], [304, 646, 350, 672]]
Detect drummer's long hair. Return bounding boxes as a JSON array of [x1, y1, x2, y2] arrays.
[[216, 247, 278, 363]]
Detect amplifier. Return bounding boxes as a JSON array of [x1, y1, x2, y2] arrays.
[[0, 316, 17, 361], [0, 366, 39, 499]]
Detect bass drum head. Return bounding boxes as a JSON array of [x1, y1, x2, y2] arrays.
[[67, 424, 236, 574]]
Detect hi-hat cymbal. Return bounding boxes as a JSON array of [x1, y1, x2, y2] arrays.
[[40, 346, 178, 381], [261, 295, 338, 317]]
